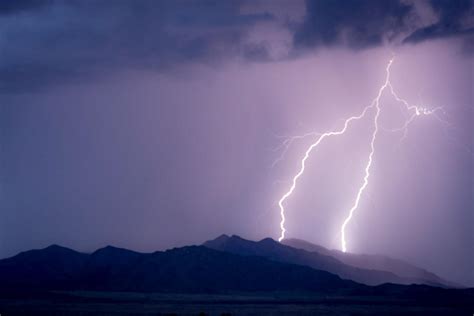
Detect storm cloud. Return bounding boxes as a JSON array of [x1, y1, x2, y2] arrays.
[[0, 0, 273, 92], [1, 0, 473, 92], [294, 0, 413, 49], [404, 0, 474, 43]]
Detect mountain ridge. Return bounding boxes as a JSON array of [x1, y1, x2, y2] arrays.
[[282, 238, 457, 287], [203, 235, 452, 287], [0, 242, 360, 293], [0, 235, 461, 294]]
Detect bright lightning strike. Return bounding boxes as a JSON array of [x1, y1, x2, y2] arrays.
[[277, 58, 444, 252], [385, 83, 446, 143], [271, 131, 322, 168]]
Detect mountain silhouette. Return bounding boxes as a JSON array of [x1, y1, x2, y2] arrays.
[[1, 236, 468, 300], [0, 243, 361, 293], [282, 238, 455, 287], [0, 244, 88, 290], [203, 235, 450, 287]]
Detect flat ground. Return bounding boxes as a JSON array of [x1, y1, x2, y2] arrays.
[[0, 291, 472, 316]]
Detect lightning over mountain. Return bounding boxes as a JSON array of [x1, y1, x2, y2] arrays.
[[276, 58, 444, 252]]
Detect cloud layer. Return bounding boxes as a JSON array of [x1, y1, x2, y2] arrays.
[[1, 0, 472, 92]]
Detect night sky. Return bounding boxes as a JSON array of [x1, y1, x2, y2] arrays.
[[0, 0, 473, 286]]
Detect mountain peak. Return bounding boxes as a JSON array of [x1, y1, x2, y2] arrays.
[[212, 234, 230, 241], [44, 244, 69, 251], [258, 237, 280, 247], [230, 234, 245, 240], [203, 234, 246, 248], [259, 237, 277, 243], [92, 245, 141, 256], [40, 244, 81, 256]]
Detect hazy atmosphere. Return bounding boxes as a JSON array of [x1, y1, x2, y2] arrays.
[[1, 0, 472, 288]]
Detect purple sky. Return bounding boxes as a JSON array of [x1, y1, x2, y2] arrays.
[[0, 0, 473, 286]]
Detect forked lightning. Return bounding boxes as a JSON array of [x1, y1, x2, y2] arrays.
[[277, 58, 443, 252]]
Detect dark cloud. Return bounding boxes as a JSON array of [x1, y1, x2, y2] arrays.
[[294, 0, 474, 50], [293, 0, 413, 50], [1, 0, 473, 93], [404, 0, 474, 43], [0, 0, 52, 15], [0, 0, 272, 92]]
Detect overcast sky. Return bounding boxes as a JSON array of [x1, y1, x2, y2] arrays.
[[0, 0, 473, 286]]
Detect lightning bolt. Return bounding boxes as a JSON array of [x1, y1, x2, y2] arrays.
[[387, 84, 446, 142], [277, 58, 444, 252], [271, 131, 322, 168]]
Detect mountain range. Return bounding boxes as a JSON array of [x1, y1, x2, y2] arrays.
[[282, 238, 453, 286], [204, 235, 452, 287], [0, 235, 473, 316], [0, 235, 466, 295], [0, 243, 358, 293]]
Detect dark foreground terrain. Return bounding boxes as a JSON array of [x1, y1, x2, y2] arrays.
[[0, 237, 472, 315], [1, 290, 473, 316]]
